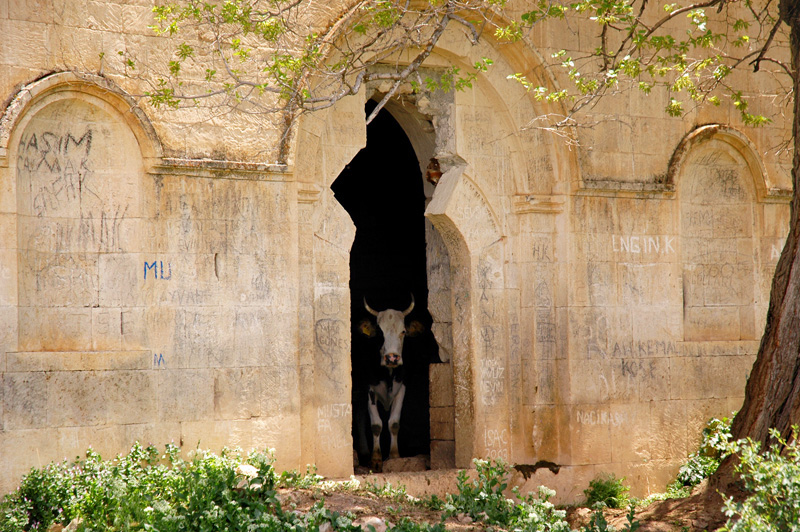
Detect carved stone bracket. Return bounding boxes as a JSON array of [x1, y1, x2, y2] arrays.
[[764, 187, 793, 203], [297, 182, 322, 204]]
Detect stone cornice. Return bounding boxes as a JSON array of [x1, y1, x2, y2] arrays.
[[151, 158, 292, 181]]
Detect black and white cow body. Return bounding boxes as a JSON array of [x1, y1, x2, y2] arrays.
[[358, 296, 421, 472]]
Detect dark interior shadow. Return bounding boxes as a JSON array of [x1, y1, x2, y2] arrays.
[[332, 100, 439, 468]]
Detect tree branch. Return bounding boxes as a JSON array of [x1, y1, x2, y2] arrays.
[[615, 0, 726, 59], [751, 16, 784, 72], [450, 13, 481, 44], [365, 8, 452, 124]]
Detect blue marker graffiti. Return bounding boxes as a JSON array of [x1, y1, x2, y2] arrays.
[[159, 261, 172, 280], [144, 261, 172, 280], [154, 353, 166, 367], [144, 261, 157, 279]]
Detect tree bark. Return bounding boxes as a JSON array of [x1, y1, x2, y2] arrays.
[[712, 0, 800, 487]]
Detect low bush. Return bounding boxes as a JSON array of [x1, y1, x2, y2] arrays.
[[1, 447, 579, 532], [0, 444, 652, 532], [584, 474, 630, 509], [638, 415, 735, 507], [0, 443, 357, 532], [721, 426, 800, 531], [582, 504, 640, 532], [675, 415, 733, 489], [442, 458, 574, 531]]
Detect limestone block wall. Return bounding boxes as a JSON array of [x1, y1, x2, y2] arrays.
[[504, 121, 790, 501], [0, 0, 794, 502], [0, 72, 310, 493]]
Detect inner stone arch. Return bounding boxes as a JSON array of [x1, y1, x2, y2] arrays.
[[679, 138, 759, 341], [15, 95, 145, 351], [299, 59, 522, 471]]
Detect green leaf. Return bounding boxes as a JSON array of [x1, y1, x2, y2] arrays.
[[177, 42, 193, 60], [666, 98, 683, 117]]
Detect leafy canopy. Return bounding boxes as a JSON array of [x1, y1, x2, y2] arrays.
[[123, 0, 786, 137]]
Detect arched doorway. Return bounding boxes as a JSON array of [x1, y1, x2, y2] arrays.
[[332, 100, 439, 470], [297, 37, 563, 472]]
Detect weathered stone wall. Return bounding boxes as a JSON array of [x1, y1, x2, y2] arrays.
[[0, 72, 308, 489], [0, 0, 793, 502]]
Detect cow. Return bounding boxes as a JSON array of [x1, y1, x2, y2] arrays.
[[357, 294, 423, 471]]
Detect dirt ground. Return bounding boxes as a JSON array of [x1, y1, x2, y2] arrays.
[[280, 479, 733, 531], [606, 481, 735, 532], [278, 486, 476, 530]]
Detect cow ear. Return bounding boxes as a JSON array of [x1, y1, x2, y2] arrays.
[[406, 320, 425, 337], [358, 319, 377, 338]]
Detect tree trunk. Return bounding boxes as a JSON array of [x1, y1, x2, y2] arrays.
[[712, 0, 800, 487]]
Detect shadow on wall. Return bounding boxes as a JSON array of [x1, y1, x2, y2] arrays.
[[331, 100, 439, 468]]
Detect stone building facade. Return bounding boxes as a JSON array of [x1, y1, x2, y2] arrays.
[[0, 0, 793, 500]]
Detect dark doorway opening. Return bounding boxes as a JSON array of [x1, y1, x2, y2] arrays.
[[332, 100, 438, 470]]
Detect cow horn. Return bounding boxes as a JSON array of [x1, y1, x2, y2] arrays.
[[364, 297, 379, 316], [403, 294, 415, 317]]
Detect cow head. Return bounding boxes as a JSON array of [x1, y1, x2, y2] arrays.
[[362, 295, 417, 368]]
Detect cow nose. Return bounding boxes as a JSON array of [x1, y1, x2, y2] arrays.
[[385, 353, 401, 367]]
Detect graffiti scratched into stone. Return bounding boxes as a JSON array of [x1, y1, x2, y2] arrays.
[[18, 129, 97, 217], [612, 235, 675, 254], [314, 319, 346, 356], [621, 358, 657, 379], [480, 325, 495, 353], [25, 253, 97, 306], [317, 403, 352, 432], [480, 358, 504, 406], [510, 323, 520, 358], [534, 281, 552, 308], [318, 292, 341, 315], [316, 403, 351, 449], [694, 166, 746, 202], [483, 428, 509, 460], [576, 409, 625, 427], [536, 313, 557, 344], [531, 239, 552, 262]]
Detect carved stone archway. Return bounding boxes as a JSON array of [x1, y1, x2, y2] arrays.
[[295, 88, 516, 474], [292, 15, 574, 474]]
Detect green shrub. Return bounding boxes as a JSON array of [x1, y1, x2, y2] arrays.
[[0, 443, 358, 532], [388, 518, 446, 532], [637, 415, 735, 506], [443, 458, 573, 531], [721, 427, 800, 531], [582, 504, 640, 532], [0, 448, 575, 532], [584, 474, 630, 509], [277, 464, 323, 488], [675, 415, 733, 489]]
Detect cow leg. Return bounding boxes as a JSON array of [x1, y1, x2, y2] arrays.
[[387, 382, 406, 459], [367, 389, 383, 472]]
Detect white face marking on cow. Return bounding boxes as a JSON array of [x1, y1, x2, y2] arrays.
[[364, 295, 414, 368], [376, 309, 407, 368]]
